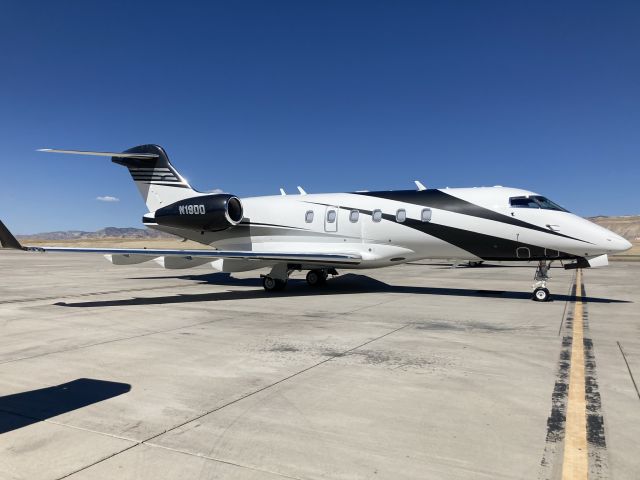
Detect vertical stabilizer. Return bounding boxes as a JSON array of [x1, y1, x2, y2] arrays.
[[111, 145, 201, 211]]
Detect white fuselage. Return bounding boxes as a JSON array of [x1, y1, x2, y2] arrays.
[[147, 186, 631, 272]]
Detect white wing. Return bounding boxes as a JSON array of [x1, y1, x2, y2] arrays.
[[23, 246, 361, 265], [1, 221, 360, 265]]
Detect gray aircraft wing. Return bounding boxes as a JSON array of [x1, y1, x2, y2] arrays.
[[0, 221, 361, 265]]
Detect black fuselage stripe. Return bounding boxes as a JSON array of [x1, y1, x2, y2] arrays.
[[304, 201, 576, 260], [390, 215, 574, 260], [354, 190, 592, 244]]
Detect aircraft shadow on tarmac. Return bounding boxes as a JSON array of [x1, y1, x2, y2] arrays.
[[0, 378, 131, 435], [54, 273, 631, 307]]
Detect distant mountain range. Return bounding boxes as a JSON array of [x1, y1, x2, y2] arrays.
[[16, 227, 175, 241], [15, 216, 640, 241], [588, 216, 640, 241]]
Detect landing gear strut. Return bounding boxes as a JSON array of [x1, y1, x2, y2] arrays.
[[532, 260, 552, 302]]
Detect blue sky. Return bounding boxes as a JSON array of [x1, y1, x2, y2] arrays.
[[1, 1, 638, 233]]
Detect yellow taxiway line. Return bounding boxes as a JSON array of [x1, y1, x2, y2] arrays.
[[562, 268, 588, 479]]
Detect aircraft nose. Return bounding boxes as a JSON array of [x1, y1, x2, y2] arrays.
[[604, 233, 632, 253], [616, 237, 633, 252]]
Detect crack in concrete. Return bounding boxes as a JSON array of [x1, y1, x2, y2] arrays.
[[52, 323, 411, 479]]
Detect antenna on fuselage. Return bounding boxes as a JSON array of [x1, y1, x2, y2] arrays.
[[414, 180, 427, 191], [297, 186, 307, 195], [279, 188, 287, 196]]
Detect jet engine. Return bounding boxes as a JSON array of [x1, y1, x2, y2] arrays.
[[153, 194, 243, 231]]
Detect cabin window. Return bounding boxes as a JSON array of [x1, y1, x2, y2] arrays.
[[372, 209, 382, 222], [327, 210, 336, 223], [421, 208, 432, 222], [349, 210, 359, 223], [305, 210, 314, 223], [396, 209, 406, 223]]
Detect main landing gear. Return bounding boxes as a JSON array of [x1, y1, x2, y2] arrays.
[[261, 264, 290, 292], [261, 275, 287, 292], [305, 269, 328, 287], [532, 260, 552, 302], [261, 265, 336, 292]]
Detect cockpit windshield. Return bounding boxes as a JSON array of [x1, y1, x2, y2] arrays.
[[509, 195, 569, 212]]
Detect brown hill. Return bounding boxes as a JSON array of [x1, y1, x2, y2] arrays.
[[16, 227, 174, 241], [588, 216, 640, 241]]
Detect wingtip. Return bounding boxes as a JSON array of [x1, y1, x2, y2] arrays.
[[0, 220, 24, 250]]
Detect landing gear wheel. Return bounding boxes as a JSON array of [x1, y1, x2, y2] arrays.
[[306, 269, 327, 287], [262, 276, 287, 292], [533, 287, 550, 302]]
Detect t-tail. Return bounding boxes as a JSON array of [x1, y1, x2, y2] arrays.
[[38, 145, 201, 211]]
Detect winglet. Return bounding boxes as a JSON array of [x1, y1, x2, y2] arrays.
[[0, 221, 24, 250]]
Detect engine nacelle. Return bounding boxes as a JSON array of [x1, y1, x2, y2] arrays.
[[153, 194, 243, 231]]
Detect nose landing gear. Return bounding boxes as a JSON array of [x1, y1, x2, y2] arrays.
[[532, 260, 552, 302]]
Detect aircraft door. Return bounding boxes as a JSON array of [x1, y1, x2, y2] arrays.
[[325, 206, 338, 232]]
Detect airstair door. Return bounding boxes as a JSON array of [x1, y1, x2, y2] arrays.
[[325, 206, 338, 232]]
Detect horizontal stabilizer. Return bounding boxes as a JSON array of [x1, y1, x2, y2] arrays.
[[38, 148, 159, 159]]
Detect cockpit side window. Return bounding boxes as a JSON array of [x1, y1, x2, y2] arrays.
[[509, 196, 569, 212], [509, 196, 539, 209]]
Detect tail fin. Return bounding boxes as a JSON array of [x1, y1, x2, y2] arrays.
[[111, 145, 200, 211], [39, 145, 201, 211]]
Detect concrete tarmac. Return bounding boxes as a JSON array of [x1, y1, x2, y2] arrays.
[[0, 252, 638, 480]]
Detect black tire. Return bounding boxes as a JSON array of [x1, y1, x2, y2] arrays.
[[263, 276, 287, 292], [306, 269, 326, 287], [262, 275, 278, 292], [533, 287, 550, 302]]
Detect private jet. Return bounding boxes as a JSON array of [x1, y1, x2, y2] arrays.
[[0, 144, 632, 301]]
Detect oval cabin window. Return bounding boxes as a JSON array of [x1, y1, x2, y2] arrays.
[[305, 210, 314, 223]]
